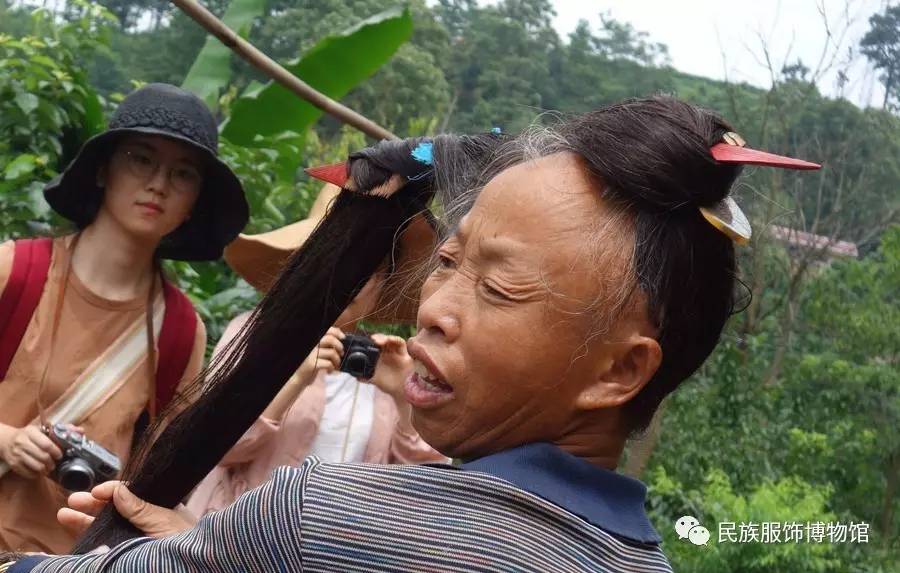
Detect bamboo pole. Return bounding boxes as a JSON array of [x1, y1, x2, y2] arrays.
[[169, 0, 398, 141]]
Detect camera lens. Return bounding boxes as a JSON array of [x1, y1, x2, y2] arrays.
[[57, 459, 95, 492], [345, 351, 371, 376]]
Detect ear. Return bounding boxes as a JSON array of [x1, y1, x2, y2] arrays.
[[574, 335, 662, 411]]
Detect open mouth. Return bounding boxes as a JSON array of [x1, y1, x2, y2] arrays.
[[404, 357, 454, 409]]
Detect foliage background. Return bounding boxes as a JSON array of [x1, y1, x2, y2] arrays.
[[0, 0, 897, 570]]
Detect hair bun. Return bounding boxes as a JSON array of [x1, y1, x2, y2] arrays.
[[347, 133, 505, 201], [560, 96, 741, 213], [347, 137, 430, 192]]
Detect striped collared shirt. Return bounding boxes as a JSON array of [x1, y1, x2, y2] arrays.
[[16, 443, 672, 572]]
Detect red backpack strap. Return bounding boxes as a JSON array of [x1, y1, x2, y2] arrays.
[[0, 238, 53, 380], [155, 281, 198, 411]]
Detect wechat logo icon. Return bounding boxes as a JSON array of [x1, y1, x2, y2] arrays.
[[675, 515, 710, 546]]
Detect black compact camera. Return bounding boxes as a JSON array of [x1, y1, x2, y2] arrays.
[[339, 333, 381, 379], [46, 424, 121, 492]]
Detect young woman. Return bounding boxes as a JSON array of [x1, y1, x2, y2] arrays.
[[186, 187, 446, 517], [0, 83, 248, 553]]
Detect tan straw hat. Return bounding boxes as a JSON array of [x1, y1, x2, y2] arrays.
[[223, 184, 436, 324]]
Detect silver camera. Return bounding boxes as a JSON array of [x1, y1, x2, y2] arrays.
[[46, 424, 121, 492]]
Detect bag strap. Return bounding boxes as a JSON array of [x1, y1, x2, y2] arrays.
[[0, 238, 196, 411], [0, 238, 53, 380], [155, 281, 197, 411]]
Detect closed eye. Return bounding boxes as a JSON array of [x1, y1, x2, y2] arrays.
[[482, 281, 512, 301]]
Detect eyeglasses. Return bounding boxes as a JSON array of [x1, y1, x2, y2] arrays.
[[116, 146, 203, 194]]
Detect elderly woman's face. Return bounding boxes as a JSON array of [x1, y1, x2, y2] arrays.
[[406, 152, 658, 459]]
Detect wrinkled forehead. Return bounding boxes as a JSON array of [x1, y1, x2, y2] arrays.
[[455, 152, 635, 300], [459, 152, 628, 252]]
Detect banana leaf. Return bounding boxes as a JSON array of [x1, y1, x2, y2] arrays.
[[181, 0, 267, 111], [220, 6, 412, 145]]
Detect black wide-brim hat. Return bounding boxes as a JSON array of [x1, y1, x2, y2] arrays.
[[44, 83, 249, 262]]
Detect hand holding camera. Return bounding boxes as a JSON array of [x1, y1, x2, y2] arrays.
[[298, 329, 409, 400], [0, 422, 123, 491], [364, 334, 413, 401], [296, 327, 347, 385], [0, 423, 63, 479]]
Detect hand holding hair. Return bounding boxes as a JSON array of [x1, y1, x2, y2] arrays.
[[59, 481, 194, 539]]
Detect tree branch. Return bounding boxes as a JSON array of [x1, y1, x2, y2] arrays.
[[169, 0, 398, 141]]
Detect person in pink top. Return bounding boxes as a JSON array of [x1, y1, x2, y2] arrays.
[[186, 184, 447, 518]]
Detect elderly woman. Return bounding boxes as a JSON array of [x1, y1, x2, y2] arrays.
[[3, 96, 819, 572]]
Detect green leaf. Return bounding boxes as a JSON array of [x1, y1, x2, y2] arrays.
[[80, 89, 105, 140], [4, 154, 38, 180], [26, 180, 51, 218], [220, 6, 412, 145], [262, 195, 286, 225], [30, 54, 57, 69], [14, 91, 39, 114], [262, 130, 305, 182], [181, 0, 267, 112]]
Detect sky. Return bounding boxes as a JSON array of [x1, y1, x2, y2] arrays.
[[498, 0, 893, 108]]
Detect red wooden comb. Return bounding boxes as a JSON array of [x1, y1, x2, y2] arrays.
[[305, 162, 349, 186], [710, 143, 821, 170]]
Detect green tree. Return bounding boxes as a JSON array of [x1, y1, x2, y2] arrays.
[[795, 226, 900, 551], [0, 1, 111, 239], [593, 12, 670, 67], [0, 0, 32, 37], [860, 4, 900, 110], [647, 229, 900, 570], [648, 467, 840, 572], [433, 0, 560, 133], [251, 0, 450, 135]]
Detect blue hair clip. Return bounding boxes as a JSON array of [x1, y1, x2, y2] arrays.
[[411, 142, 433, 166]]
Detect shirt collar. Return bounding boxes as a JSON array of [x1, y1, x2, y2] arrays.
[[460, 442, 662, 544]]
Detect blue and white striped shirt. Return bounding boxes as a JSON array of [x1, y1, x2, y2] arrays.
[[16, 443, 672, 572]]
